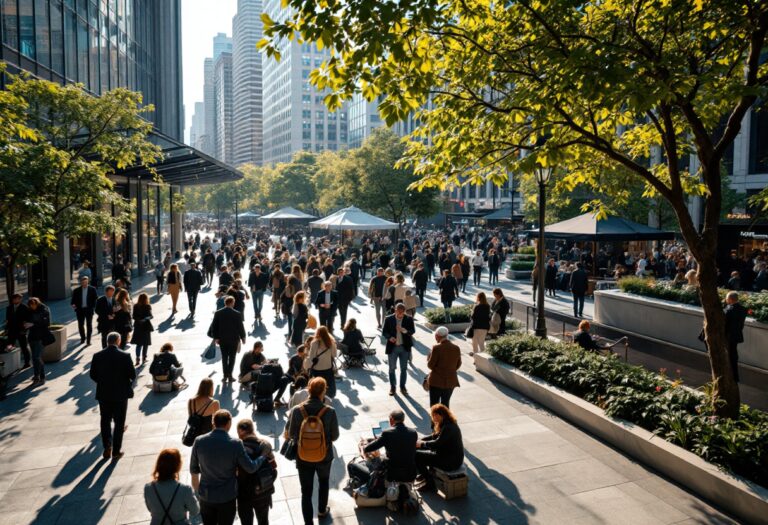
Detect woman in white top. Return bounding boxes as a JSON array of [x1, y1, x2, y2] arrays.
[[306, 326, 337, 398], [471, 251, 485, 287], [144, 448, 199, 525]]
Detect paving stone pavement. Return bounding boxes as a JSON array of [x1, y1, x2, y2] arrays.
[[0, 271, 736, 524]]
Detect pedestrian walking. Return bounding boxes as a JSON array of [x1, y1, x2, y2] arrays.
[[469, 292, 491, 356], [382, 303, 415, 396], [25, 297, 53, 385], [130, 293, 154, 366], [71, 276, 97, 346], [368, 268, 388, 328], [154, 261, 166, 295], [4, 293, 30, 368], [471, 250, 484, 287], [291, 291, 309, 347], [184, 262, 204, 316], [426, 326, 461, 407], [90, 332, 135, 460], [113, 289, 133, 350], [95, 285, 117, 349], [248, 264, 269, 324], [724, 291, 747, 383], [314, 281, 338, 332], [167, 263, 183, 314], [569, 262, 589, 317], [144, 448, 200, 525], [208, 296, 246, 383], [488, 248, 501, 285], [235, 419, 277, 525], [335, 268, 355, 329], [306, 326, 337, 398]]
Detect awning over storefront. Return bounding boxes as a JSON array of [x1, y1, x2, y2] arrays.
[[115, 131, 242, 186], [526, 212, 674, 241]]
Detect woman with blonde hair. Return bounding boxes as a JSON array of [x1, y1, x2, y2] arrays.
[[144, 448, 199, 524], [291, 291, 309, 347], [166, 263, 183, 314], [306, 326, 337, 398]]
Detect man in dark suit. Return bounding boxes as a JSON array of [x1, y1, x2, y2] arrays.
[[208, 296, 247, 382], [94, 285, 116, 349], [349, 255, 362, 296], [569, 262, 589, 318], [71, 276, 98, 345], [305, 269, 324, 308], [724, 291, 748, 383], [183, 262, 204, 316], [363, 409, 418, 482], [314, 281, 338, 331], [412, 263, 429, 307], [4, 293, 30, 368], [335, 268, 355, 328], [382, 303, 416, 396], [89, 332, 135, 460]]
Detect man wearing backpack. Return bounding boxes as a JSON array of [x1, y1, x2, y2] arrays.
[[285, 377, 339, 524], [236, 419, 276, 525]]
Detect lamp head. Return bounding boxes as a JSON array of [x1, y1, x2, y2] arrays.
[[535, 165, 553, 185]]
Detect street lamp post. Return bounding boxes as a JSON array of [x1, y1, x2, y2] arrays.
[[535, 165, 553, 339]]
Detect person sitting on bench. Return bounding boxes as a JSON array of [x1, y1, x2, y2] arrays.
[[415, 404, 464, 492], [572, 320, 607, 352], [239, 341, 267, 383], [148, 343, 185, 387], [341, 319, 366, 364]]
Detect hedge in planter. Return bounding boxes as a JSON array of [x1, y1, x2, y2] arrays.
[[517, 246, 536, 255], [423, 305, 472, 324], [511, 254, 536, 262], [618, 276, 768, 324], [485, 334, 768, 487], [509, 261, 535, 271]]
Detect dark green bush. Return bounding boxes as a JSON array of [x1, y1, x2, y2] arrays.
[[618, 276, 768, 324], [486, 334, 768, 487], [517, 246, 536, 255], [423, 305, 472, 324], [511, 254, 536, 262], [509, 261, 535, 271]]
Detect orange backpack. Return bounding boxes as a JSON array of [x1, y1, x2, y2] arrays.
[[297, 405, 330, 462]]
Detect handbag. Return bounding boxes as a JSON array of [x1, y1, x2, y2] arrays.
[[422, 374, 430, 392], [464, 326, 474, 338], [280, 438, 297, 460], [307, 314, 318, 330]]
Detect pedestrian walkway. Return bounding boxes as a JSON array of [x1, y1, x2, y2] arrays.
[[0, 272, 734, 524]]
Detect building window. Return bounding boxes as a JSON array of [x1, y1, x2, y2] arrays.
[[302, 94, 311, 103], [19, 0, 35, 58], [2, 0, 19, 49], [51, 0, 64, 74], [750, 104, 768, 174], [302, 109, 311, 118], [315, 110, 324, 120]]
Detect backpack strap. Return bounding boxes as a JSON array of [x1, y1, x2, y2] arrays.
[[299, 405, 309, 420], [152, 482, 180, 525], [317, 406, 329, 419]]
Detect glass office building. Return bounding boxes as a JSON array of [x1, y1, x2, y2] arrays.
[[0, 0, 240, 302]]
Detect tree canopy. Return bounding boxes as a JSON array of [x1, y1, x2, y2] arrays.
[[262, 0, 768, 416], [0, 70, 161, 296]]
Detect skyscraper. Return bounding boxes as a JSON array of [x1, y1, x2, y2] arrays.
[[213, 32, 233, 60], [190, 101, 205, 148], [200, 57, 215, 155], [214, 51, 234, 163], [232, 0, 263, 166], [262, 0, 348, 164]]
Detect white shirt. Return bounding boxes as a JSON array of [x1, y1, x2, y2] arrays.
[[81, 287, 88, 308]]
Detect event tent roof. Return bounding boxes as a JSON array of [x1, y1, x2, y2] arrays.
[[483, 207, 525, 221], [310, 206, 398, 231], [526, 212, 674, 241], [236, 211, 260, 218], [260, 207, 316, 220]]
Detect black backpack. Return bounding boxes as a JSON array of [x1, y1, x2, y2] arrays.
[[245, 440, 278, 498], [182, 399, 213, 447]]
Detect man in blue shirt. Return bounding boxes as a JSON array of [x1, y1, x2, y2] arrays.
[[191, 410, 264, 525]]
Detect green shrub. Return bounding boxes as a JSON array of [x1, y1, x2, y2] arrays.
[[423, 305, 472, 324], [517, 246, 536, 255], [618, 277, 768, 323], [511, 254, 536, 262], [509, 261, 535, 271], [485, 334, 768, 487]]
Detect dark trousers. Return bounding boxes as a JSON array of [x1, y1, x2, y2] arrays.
[[728, 342, 740, 382], [237, 496, 270, 525], [416, 287, 426, 307], [489, 267, 499, 284], [347, 460, 371, 484], [273, 375, 293, 402], [200, 498, 237, 525], [205, 268, 215, 285], [338, 302, 349, 328], [187, 290, 199, 313], [76, 309, 94, 343], [310, 368, 336, 398], [319, 310, 335, 331], [100, 330, 109, 349], [415, 450, 458, 481], [134, 344, 149, 360], [298, 461, 331, 525], [220, 343, 237, 379], [473, 267, 482, 286], [572, 293, 585, 317], [98, 398, 127, 453], [156, 276, 164, 293], [9, 333, 30, 365], [429, 386, 454, 408]]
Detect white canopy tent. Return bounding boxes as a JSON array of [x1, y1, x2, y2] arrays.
[[310, 206, 398, 230], [260, 207, 316, 220]]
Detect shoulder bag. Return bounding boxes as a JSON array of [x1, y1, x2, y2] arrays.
[[182, 399, 214, 447]]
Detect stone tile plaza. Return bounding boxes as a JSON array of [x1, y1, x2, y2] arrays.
[[2, 1, 768, 524]]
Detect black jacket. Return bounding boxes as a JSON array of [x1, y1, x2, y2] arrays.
[[382, 314, 415, 354], [569, 269, 589, 295], [364, 423, 418, 482], [412, 269, 428, 289], [421, 420, 464, 471], [335, 275, 355, 304], [71, 285, 98, 312], [574, 330, 601, 351], [724, 303, 747, 345], [95, 295, 115, 333], [149, 351, 181, 376], [248, 271, 269, 292], [26, 304, 51, 342], [314, 290, 338, 313], [306, 275, 324, 299], [545, 264, 558, 288], [438, 275, 457, 302], [183, 268, 204, 293], [470, 303, 491, 330], [208, 307, 246, 346], [89, 345, 136, 401], [4, 302, 29, 338]]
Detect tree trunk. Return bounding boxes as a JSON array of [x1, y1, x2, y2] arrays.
[[4, 254, 16, 299], [697, 250, 741, 418]]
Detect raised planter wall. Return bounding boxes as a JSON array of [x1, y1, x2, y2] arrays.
[[475, 353, 768, 525], [423, 322, 471, 334], [505, 269, 532, 281], [593, 289, 768, 372], [42, 326, 67, 363]]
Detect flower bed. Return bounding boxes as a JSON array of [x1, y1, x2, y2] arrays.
[[486, 334, 768, 488], [618, 276, 768, 324]]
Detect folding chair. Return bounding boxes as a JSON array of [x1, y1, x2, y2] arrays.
[[338, 342, 368, 369], [362, 336, 376, 356]]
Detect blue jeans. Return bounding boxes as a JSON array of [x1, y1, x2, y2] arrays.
[[388, 345, 410, 390], [30, 339, 45, 380], [252, 291, 264, 317]]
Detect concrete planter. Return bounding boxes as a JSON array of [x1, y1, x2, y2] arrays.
[[505, 269, 532, 280], [593, 289, 768, 372], [0, 347, 22, 377], [43, 325, 67, 363], [475, 352, 768, 525], [423, 322, 471, 334]]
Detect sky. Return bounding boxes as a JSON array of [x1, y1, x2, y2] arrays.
[[181, 0, 238, 142]]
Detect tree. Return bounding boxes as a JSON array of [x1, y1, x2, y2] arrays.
[[262, 152, 319, 210], [263, 0, 768, 417], [0, 71, 161, 298]]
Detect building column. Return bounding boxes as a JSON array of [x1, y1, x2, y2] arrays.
[[46, 234, 72, 300]]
